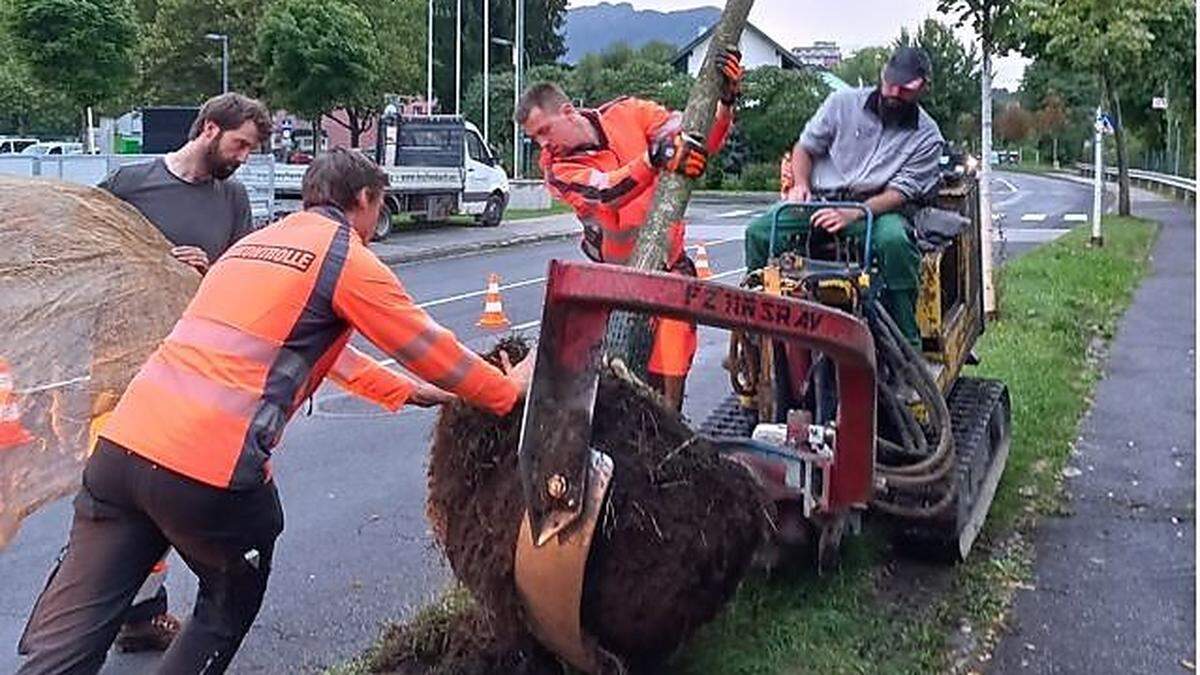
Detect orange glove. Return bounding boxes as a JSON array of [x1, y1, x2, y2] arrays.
[[780, 151, 794, 197], [716, 47, 743, 106], [650, 131, 708, 179]]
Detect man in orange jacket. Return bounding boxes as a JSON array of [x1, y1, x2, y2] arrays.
[[16, 148, 533, 675], [516, 47, 742, 410]]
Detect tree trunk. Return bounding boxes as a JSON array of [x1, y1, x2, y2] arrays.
[[1102, 67, 1131, 215], [1052, 136, 1058, 168], [348, 109, 361, 149], [628, 0, 755, 271], [604, 0, 754, 375]]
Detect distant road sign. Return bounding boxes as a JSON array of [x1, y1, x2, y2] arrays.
[[1152, 97, 1168, 110]]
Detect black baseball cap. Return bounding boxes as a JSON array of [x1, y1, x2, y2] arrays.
[[884, 47, 932, 85]]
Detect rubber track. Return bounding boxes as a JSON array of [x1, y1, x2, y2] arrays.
[[900, 376, 1009, 545]]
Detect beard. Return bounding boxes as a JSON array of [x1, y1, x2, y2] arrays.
[[205, 132, 242, 180], [878, 93, 918, 127]]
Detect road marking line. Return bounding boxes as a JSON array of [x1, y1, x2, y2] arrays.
[[995, 177, 1020, 193], [715, 208, 756, 218], [1020, 213, 1048, 222], [417, 277, 544, 309], [997, 228, 1070, 243], [711, 267, 747, 280], [1063, 213, 1088, 222], [16, 374, 91, 395]]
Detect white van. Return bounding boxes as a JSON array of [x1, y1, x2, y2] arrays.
[[269, 116, 510, 239], [0, 137, 38, 154], [20, 142, 84, 156]]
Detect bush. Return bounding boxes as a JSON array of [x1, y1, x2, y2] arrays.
[[736, 162, 779, 192]]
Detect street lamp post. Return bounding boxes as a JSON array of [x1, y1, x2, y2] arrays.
[[204, 33, 229, 94], [514, 0, 524, 178], [482, 0, 489, 143], [455, 0, 462, 115], [426, 0, 434, 111]]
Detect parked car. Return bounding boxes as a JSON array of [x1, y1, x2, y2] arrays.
[[0, 137, 38, 154], [20, 141, 84, 156]]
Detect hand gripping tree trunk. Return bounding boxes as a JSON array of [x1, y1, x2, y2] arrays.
[[605, 0, 755, 374]]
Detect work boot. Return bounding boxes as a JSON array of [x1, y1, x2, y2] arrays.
[[115, 612, 181, 652]]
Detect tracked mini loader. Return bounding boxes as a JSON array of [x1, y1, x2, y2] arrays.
[[512, 176, 1012, 672]]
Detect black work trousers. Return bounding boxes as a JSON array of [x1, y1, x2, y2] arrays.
[[17, 439, 284, 674]]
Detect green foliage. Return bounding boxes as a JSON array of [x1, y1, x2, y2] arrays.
[[572, 42, 693, 108], [256, 0, 380, 123], [895, 19, 980, 144], [429, 0, 566, 113], [1023, 0, 1172, 79], [936, 0, 1023, 51], [462, 63, 567, 171], [725, 161, 777, 192], [738, 66, 828, 164], [137, 0, 266, 104], [8, 0, 139, 110], [832, 46, 889, 88], [354, 0, 425, 98]]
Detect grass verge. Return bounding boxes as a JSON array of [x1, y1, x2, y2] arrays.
[[504, 202, 573, 220], [338, 218, 1157, 675], [389, 203, 572, 231]]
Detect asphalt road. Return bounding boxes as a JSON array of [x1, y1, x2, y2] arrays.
[[0, 172, 1100, 673]]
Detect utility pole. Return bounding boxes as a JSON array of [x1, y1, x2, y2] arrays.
[[1091, 106, 1104, 247], [455, 0, 462, 115], [483, 0, 489, 142], [426, 0, 434, 111], [204, 33, 229, 94], [513, 0, 524, 178], [979, 49, 996, 316], [1174, 117, 1182, 176]]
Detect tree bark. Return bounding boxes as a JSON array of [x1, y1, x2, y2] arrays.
[[628, 0, 755, 272], [325, 109, 376, 149], [604, 0, 754, 374], [1102, 66, 1131, 215], [348, 109, 361, 148]]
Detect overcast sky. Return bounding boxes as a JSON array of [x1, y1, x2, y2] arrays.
[[567, 0, 1031, 90]]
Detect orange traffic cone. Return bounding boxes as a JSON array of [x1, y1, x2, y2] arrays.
[[0, 358, 34, 450], [477, 273, 510, 328], [695, 243, 713, 279]]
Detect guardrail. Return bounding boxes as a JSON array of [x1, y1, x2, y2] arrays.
[[1075, 163, 1196, 203]]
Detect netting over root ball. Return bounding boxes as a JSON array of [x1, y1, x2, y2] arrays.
[[415, 337, 769, 673]]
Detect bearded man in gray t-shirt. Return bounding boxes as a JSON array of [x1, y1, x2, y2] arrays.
[[101, 93, 271, 275], [97, 92, 272, 651]]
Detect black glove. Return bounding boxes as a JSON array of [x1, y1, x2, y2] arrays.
[[579, 217, 604, 262], [716, 47, 743, 106], [649, 131, 708, 179]]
